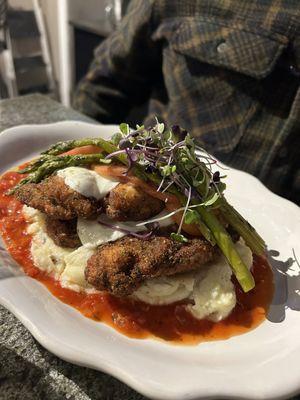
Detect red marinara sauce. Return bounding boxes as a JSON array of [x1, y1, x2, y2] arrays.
[[0, 169, 274, 344]]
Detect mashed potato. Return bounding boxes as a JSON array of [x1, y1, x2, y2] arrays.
[[132, 272, 195, 305], [23, 206, 253, 321], [23, 206, 72, 277], [60, 246, 95, 292], [23, 206, 96, 292]]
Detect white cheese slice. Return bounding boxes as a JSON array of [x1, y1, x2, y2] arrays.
[[60, 246, 95, 290], [57, 166, 119, 199], [132, 272, 195, 305], [23, 206, 72, 277], [187, 239, 253, 322], [77, 215, 146, 248], [77, 210, 174, 248]]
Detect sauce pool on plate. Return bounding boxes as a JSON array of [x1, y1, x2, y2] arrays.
[[0, 169, 274, 344]]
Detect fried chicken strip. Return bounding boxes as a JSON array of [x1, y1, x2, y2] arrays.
[[45, 217, 81, 248], [15, 172, 164, 223], [104, 183, 165, 221], [85, 235, 216, 296], [15, 175, 101, 220]]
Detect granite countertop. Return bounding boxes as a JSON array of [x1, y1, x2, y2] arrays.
[[0, 94, 146, 400]]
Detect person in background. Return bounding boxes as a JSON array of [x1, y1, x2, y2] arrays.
[[73, 0, 300, 205]]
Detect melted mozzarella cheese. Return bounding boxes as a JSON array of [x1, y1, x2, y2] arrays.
[[60, 246, 96, 291], [187, 239, 253, 322], [23, 206, 72, 277], [132, 273, 195, 305], [77, 216, 145, 248], [57, 166, 119, 199], [77, 210, 174, 248], [187, 257, 236, 322]]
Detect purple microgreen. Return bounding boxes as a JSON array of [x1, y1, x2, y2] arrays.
[[213, 171, 220, 183], [161, 180, 175, 193], [292, 248, 300, 269], [105, 149, 127, 159], [157, 154, 174, 191], [144, 221, 160, 231], [135, 143, 159, 150], [145, 164, 156, 174], [123, 148, 139, 175], [177, 185, 191, 235], [119, 138, 133, 149], [127, 130, 140, 138], [135, 208, 185, 227], [128, 150, 139, 162], [184, 187, 190, 198]]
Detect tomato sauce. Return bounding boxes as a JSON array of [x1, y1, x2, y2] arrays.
[[0, 169, 274, 344]]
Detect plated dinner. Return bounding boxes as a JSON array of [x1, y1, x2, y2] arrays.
[[0, 120, 273, 343], [0, 121, 299, 400]]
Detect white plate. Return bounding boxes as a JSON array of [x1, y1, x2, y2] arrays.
[[0, 121, 300, 400]]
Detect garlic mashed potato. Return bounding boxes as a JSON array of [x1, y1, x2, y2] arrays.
[[23, 205, 253, 322]]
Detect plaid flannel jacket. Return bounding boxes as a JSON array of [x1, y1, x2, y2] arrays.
[[73, 0, 300, 204]]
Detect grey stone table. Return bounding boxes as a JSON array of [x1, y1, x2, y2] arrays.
[[0, 94, 146, 400]]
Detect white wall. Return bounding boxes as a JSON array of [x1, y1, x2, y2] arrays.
[[9, 0, 60, 83], [68, 0, 106, 22], [9, 0, 108, 103], [39, 0, 60, 84], [9, 0, 32, 9]]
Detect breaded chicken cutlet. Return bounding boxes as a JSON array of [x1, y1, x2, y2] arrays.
[[45, 217, 81, 248], [85, 235, 216, 296], [15, 174, 165, 222], [15, 175, 101, 220], [104, 183, 164, 221]]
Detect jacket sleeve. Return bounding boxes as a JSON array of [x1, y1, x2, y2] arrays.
[[72, 0, 159, 123]]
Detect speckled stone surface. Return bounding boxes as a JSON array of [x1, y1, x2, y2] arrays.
[[0, 94, 146, 400], [0, 94, 97, 131]]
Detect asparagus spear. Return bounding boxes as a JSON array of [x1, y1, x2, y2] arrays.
[[9, 153, 110, 194], [220, 200, 265, 255], [42, 138, 116, 156], [18, 155, 55, 174], [196, 205, 255, 291]]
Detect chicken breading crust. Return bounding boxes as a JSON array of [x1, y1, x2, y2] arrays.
[[15, 175, 101, 220], [45, 217, 81, 248], [85, 235, 216, 296], [104, 183, 165, 221]]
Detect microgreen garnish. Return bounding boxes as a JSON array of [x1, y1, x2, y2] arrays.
[[170, 233, 189, 243], [107, 122, 225, 237], [119, 123, 130, 135], [184, 209, 199, 225]]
